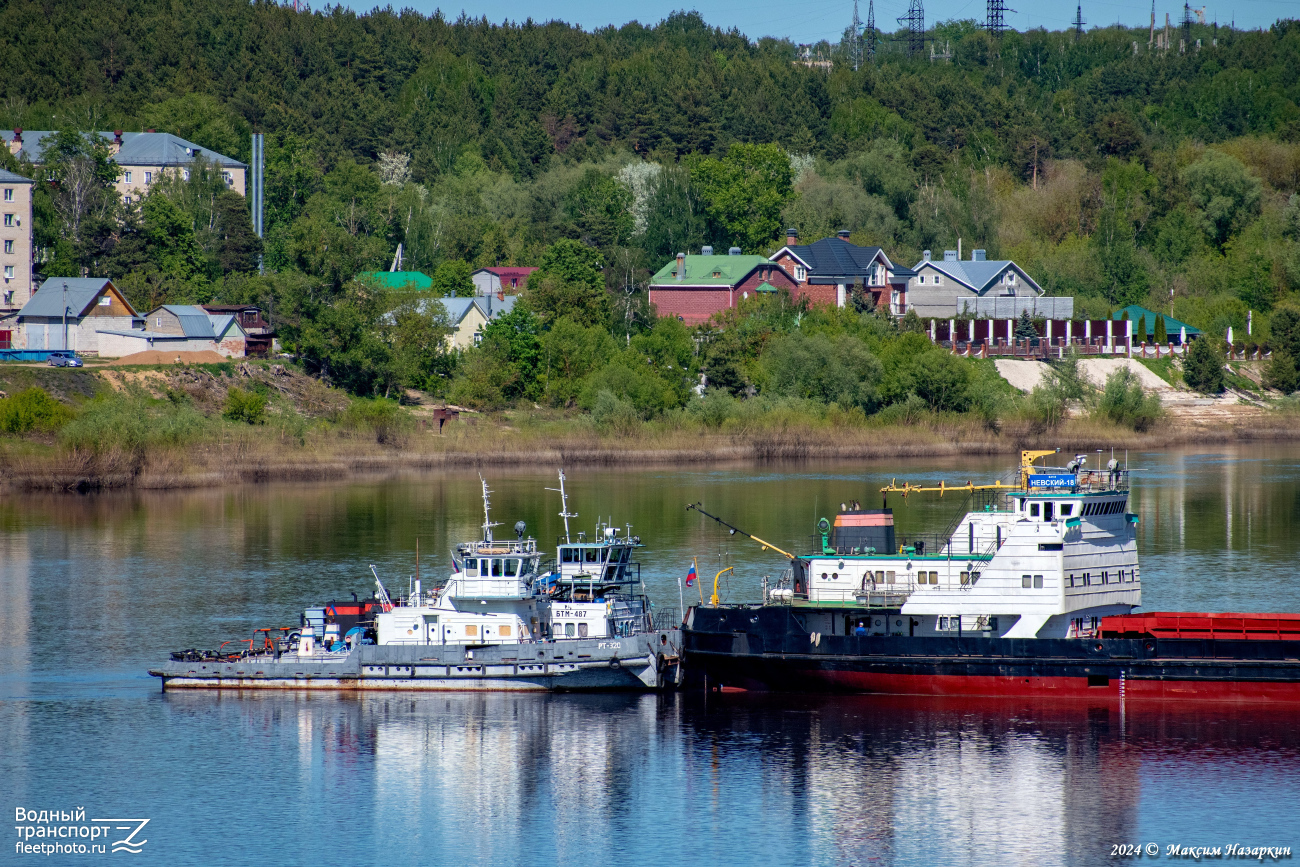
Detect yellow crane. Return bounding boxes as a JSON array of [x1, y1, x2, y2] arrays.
[[879, 449, 1061, 496]]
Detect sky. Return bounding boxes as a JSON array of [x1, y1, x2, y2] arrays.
[[366, 0, 1297, 46]]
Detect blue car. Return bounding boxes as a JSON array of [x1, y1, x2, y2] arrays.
[[47, 351, 83, 368]]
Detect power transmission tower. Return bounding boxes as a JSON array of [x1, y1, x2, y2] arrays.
[[1181, 2, 1193, 46], [866, 0, 878, 62], [1073, 3, 1086, 40], [897, 0, 925, 57], [986, 0, 1009, 38], [850, 0, 863, 70]]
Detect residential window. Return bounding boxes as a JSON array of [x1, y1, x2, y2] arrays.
[[124, 196, 132, 206], [3, 265, 12, 279], [144, 171, 152, 184], [918, 275, 926, 285], [2, 189, 11, 202], [183, 170, 190, 181], [3, 240, 11, 254], [935, 274, 943, 285], [124, 171, 132, 184], [1006, 272, 1017, 285], [794, 265, 807, 281], [2, 214, 11, 227]]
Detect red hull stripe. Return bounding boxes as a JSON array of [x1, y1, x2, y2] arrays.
[[799, 670, 1300, 702]]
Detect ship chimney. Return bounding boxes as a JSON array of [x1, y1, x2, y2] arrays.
[[675, 252, 685, 281]]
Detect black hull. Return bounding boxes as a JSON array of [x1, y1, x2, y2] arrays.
[[684, 606, 1300, 701]]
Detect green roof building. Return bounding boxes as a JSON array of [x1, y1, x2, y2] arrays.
[[357, 271, 433, 291], [647, 251, 797, 325], [1113, 305, 1201, 343]]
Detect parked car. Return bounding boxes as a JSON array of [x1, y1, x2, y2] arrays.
[[47, 351, 83, 368]]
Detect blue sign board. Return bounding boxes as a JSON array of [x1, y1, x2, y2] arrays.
[[1027, 474, 1076, 489]]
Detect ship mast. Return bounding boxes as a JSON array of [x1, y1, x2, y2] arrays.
[[479, 475, 500, 543], [546, 469, 578, 544]]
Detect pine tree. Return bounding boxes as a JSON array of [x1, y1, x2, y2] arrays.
[[1135, 314, 1145, 343], [1014, 309, 1037, 341], [1183, 337, 1225, 394], [1154, 314, 1168, 345]]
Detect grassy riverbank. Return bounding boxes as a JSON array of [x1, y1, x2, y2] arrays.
[[3, 359, 1298, 491]]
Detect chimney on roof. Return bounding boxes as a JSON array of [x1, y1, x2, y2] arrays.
[[111, 130, 123, 155], [944, 250, 958, 261], [728, 247, 741, 256], [9, 128, 20, 156], [676, 252, 685, 281], [497, 290, 505, 302], [972, 249, 986, 261], [145, 128, 155, 133], [923, 249, 932, 261], [837, 229, 851, 240], [701, 245, 713, 256], [786, 227, 799, 246]]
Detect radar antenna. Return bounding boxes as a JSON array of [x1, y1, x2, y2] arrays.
[[546, 469, 578, 544]]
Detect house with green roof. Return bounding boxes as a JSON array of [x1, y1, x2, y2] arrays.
[[648, 248, 797, 325], [357, 271, 433, 291], [1112, 305, 1200, 344]]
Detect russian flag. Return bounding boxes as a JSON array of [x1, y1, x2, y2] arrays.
[[686, 562, 697, 587]]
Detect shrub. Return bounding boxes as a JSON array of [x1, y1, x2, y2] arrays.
[[1095, 368, 1162, 431], [343, 397, 408, 443], [0, 388, 76, 434], [1263, 351, 1299, 394], [60, 394, 208, 454], [590, 389, 639, 434], [761, 332, 881, 410], [222, 387, 267, 425], [1183, 338, 1225, 394], [687, 389, 741, 428]]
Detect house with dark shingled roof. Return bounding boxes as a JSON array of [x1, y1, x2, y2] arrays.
[[769, 229, 916, 313]]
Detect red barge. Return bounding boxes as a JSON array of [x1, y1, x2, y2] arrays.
[[682, 452, 1300, 701]]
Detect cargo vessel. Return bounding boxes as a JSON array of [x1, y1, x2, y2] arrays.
[[683, 451, 1300, 701], [150, 473, 682, 692]]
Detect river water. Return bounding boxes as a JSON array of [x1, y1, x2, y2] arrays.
[[3, 446, 1300, 865]]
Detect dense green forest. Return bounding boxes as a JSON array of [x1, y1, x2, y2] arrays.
[[2, 0, 1299, 421]]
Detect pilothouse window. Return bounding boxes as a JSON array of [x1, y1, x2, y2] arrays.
[[505, 559, 519, 577], [585, 548, 599, 563]]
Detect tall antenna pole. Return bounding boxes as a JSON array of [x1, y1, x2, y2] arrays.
[[1148, 0, 1155, 46], [1073, 2, 1086, 40], [546, 469, 578, 544], [1181, 2, 1193, 47], [251, 132, 264, 275], [850, 0, 863, 71], [986, 0, 1009, 38], [897, 0, 925, 57], [866, 0, 877, 62], [478, 475, 500, 543]]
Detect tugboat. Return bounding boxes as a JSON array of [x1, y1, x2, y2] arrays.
[[150, 472, 682, 692], [683, 450, 1300, 701]]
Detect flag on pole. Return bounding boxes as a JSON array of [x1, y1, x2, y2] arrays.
[[451, 557, 461, 574], [686, 561, 697, 587]]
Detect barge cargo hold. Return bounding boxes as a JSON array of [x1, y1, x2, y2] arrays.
[[682, 450, 1300, 702]]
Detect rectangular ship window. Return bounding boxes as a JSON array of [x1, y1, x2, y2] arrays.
[[1033, 575, 1044, 588], [499, 625, 511, 637], [960, 571, 970, 585], [465, 561, 478, 576], [886, 571, 895, 583], [1022, 575, 1032, 588], [465, 625, 477, 636], [1038, 543, 1063, 551], [1030, 503, 1040, 517], [929, 571, 939, 584], [1060, 504, 1073, 516]]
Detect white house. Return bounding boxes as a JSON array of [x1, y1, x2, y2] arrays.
[[16, 278, 142, 353]]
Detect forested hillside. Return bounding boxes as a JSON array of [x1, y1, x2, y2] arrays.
[[2, 1, 1299, 413]]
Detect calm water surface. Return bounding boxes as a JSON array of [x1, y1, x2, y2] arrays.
[[3, 447, 1300, 865]]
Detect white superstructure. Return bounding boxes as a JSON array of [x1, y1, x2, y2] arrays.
[[787, 452, 1140, 640]]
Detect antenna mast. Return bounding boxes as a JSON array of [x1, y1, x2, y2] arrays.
[[1073, 3, 1086, 39], [866, 0, 878, 62], [897, 0, 925, 57], [850, 0, 863, 70], [478, 475, 500, 543], [546, 469, 578, 544], [986, 0, 1010, 38]]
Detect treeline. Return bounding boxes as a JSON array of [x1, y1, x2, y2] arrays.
[[2, 1, 1300, 412]]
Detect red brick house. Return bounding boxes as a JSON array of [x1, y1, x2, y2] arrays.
[[769, 229, 915, 311], [648, 249, 798, 325]]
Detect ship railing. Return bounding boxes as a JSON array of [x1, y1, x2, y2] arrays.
[[457, 538, 539, 555], [653, 607, 681, 630], [1029, 467, 1129, 493]]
